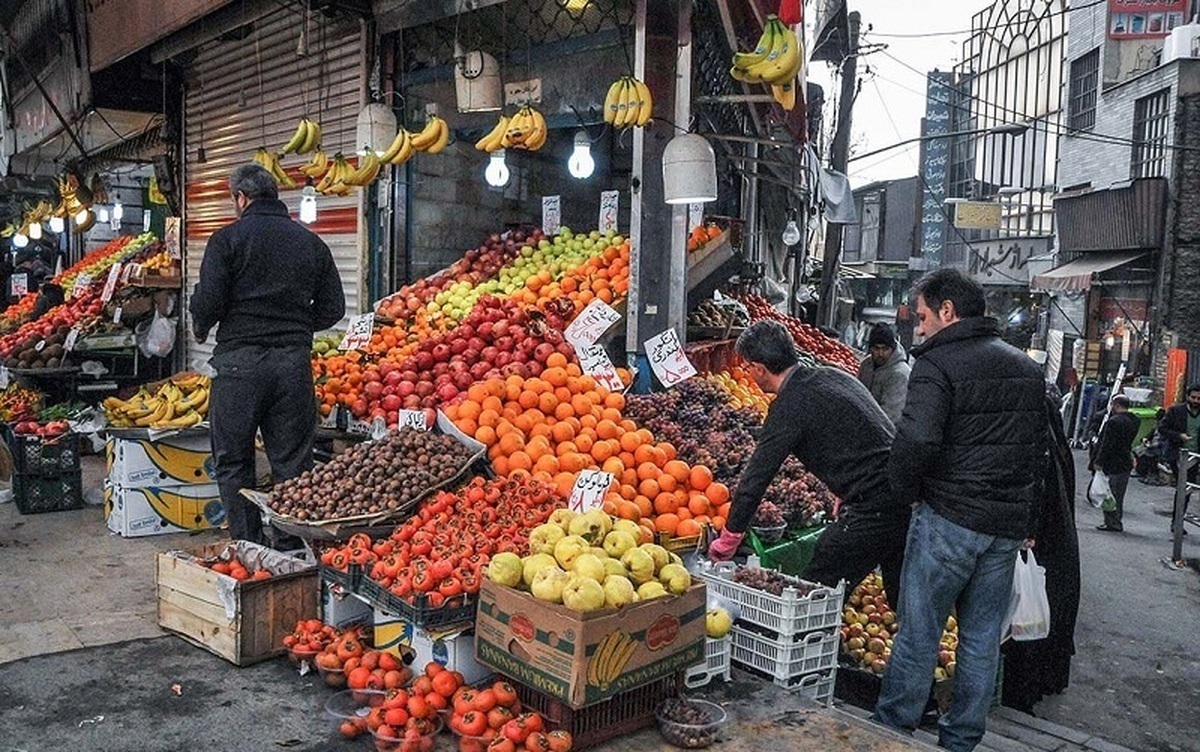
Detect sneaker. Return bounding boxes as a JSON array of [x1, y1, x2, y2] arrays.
[[1096, 524, 1124, 532]]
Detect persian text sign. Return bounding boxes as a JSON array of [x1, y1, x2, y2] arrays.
[[564, 299, 621, 347], [645, 329, 696, 387]]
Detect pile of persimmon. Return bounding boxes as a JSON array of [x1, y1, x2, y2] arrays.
[[282, 619, 338, 660], [450, 678, 571, 752], [203, 553, 272, 582], [340, 661, 463, 745], [314, 626, 413, 692]]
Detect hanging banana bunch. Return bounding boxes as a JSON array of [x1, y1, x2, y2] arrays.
[[340, 150, 382, 187], [729, 15, 804, 111], [409, 115, 450, 155], [378, 127, 416, 165], [315, 153, 354, 196], [502, 106, 547, 151], [474, 115, 510, 153], [603, 77, 654, 129], [253, 148, 297, 188], [281, 117, 323, 155], [300, 149, 329, 179]]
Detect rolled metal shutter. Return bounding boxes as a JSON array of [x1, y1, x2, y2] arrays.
[[181, 8, 364, 368]]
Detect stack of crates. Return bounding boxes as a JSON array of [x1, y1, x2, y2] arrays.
[[683, 635, 732, 689], [699, 558, 844, 705], [8, 430, 84, 514]]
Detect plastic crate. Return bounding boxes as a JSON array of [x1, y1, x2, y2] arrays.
[[697, 561, 844, 638], [318, 562, 361, 592], [511, 674, 677, 750], [737, 662, 836, 703], [356, 576, 476, 630], [10, 432, 81, 477], [684, 636, 732, 689], [13, 471, 84, 514], [730, 626, 838, 681]]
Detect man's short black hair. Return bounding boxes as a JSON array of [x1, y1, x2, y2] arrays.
[[1188, 383, 1200, 395], [735, 320, 799, 374], [1111, 395, 1131, 409], [913, 267, 986, 319], [229, 164, 279, 202]]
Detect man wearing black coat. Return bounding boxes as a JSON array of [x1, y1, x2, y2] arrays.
[[1090, 395, 1140, 532], [190, 164, 345, 543], [1159, 384, 1200, 531], [874, 269, 1046, 752]]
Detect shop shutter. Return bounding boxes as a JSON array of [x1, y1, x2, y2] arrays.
[[181, 8, 365, 368]]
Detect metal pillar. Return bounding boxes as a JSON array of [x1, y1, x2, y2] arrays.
[[668, 0, 694, 340]]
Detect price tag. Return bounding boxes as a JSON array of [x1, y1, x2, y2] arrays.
[[34, 340, 45, 352], [575, 343, 624, 393], [64, 328, 80, 352], [339, 313, 374, 351], [568, 469, 614, 512], [10, 273, 28, 297], [101, 263, 122, 303], [542, 195, 561, 236], [142, 208, 152, 233], [645, 328, 697, 387], [113, 307, 123, 325], [688, 203, 704, 229], [122, 263, 139, 283], [599, 191, 619, 234], [71, 273, 93, 300], [346, 418, 373, 436], [0, 366, 9, 390], [165, 217, 182, 260], [564, 299, 621, 347], [398, 410, 428, 431], [370, 417, 389, 440]]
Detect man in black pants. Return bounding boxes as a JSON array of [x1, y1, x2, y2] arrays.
[[1091, 395, 1139, 532], [190, 164, 345, 543], [708, 320, 910, 607]]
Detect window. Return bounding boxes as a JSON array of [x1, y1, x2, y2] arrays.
[[1068, 49, 1100, 131], [1131, 89, 1171, 178]]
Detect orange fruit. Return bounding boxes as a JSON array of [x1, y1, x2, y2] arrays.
[[664, 460, 690, 484], [706, 482, 730, 505], [654, 513, 680, 535], [638, 478, 661, 500], [689, 465, 714, 491], [676, 519, 702, 537], [653, 492, 678, 515], [636, 461, 660, 482]]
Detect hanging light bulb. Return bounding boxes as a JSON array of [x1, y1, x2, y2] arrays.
[[781, 214, 801, 246], [12, 231, 29, 249], [112, 200, 124, 221], [300, 185, 318, 224], [75, 207, 91, 226], [96, 206, 110, 223], [485, 149, 510, 187], [28, 222, 42, 240], [49, 215, 65, 233], [568, 131, 595, 179]]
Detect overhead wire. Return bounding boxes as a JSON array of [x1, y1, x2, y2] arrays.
[[862, 0, 1104, 39]]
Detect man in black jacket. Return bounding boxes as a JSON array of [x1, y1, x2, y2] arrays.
[[1159, 384, 1200, 531], [874, 269, 1046, 752], [708, 320, 910, 606], [1090, 395, 1140, 532], [190, 164, 345, 542]]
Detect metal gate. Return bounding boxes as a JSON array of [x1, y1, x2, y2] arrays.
[[181, 7, 365, 368]]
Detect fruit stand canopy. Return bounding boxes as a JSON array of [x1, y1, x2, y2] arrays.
[[1030, 251, 1146, 292]]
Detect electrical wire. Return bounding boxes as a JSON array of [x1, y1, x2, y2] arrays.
[[861, 0, 1104, 39]]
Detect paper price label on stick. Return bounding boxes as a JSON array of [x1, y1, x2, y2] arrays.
[[398, 410, 428, 431], [599, 191, 619, 234], [101, 263, 122, 303], [575, 344, 624, 393], [64, 328, 80, 353], [645, 328, 697, 387], [71, 273, 92, 300], [569, 469, 614, 512], [564, 299, 621, 347], [346, 418, 373, 436], [542, 195, 561, 236], [339, 313, 374, 351], [689, 202, 704, 229], [10, 273, 27, 298], [0, 366, 9, 390]]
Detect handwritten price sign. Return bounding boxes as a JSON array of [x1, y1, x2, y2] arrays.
[[569, 469, 614, 512], [10, 273, 28, 297], [100, 263, 122, 303], [70, 274, 92, 300], [645, 328, 697, 387], [564, 299, 621, 347], [398, 410, 428, 431], [542, 195, 561, 236], [575, 343, 624, 393], [599, 191, 619, 234], [339, 313, 374, 351]]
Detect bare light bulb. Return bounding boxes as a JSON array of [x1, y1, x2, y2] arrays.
[[485, 150, 510, 187], [782, 219, 801, 246], [75, 208, 91, 226], [300, 186, 318, 224], [49, 216, 65, 233], [96, 207, 109, 223], [568, 131, 594, 179], [112, 201, 124, 221], [12, 232, 29, 248], [28, 222, 42, 240]]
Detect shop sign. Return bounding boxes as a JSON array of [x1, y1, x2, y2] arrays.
[[1109, 0, 1186, 39], [339, 313, 374, 351], [542, 195, 561, 236], [574, 343, 623, 393], [645, 329, 696, 387], [966, 238, 1051, 286], [564, 299, 621, 347], [599, 191, 619, 234], [953, 201, 1002, 230], [568, 469, 613, 512], [688, 203, 704, 229], [0, 366, 9, 389], [10, 273, 28, 298], [165, 217, 182, 260], [64, 328, 80, 353], [919, 72, 954, 268]]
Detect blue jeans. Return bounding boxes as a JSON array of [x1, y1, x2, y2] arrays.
[[873, 504, 1022, 752]]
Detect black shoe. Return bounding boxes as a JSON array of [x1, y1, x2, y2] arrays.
[[1170, 527, 1189, 536], [1096, 524, 1124, 532]]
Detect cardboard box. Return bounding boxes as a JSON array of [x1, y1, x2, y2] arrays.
[[374, 610, 491, 685], [106, 433, 215, 488], [105, 483, 225, 537], [156, 541, 318, 666], [320, 580, 372, 629], [474, 579, 706, 708]]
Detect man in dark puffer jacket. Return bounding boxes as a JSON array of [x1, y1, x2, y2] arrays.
[[874, 268, 1046, 752]]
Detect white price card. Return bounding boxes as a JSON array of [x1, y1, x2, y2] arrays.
[[575, 343, 624, 393], [599, 191, 619, 234], [10, 273, 28, 297], [122, 263, 138, 283], [101, 263, 122, 303], [64, 328, 80, 353], [689, 202, 705, 229], [0, 366, 9, 390], [71, 273, 93, 300], [568, 469, 615, 512], [346, 418, 373, 436], [370, 417, 389, 440], [113, 307, 123, 325], [339, 312, 374, 351], [165, 217, 182, 260], [564, 299, 621, 347], [398, 409, 428, 431], [645, 328, 697, 387], [542, 195, 561, 236]]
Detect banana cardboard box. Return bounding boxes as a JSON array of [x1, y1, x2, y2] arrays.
[[105, 482, 225, 538], [474, 579, 706, 708], [106, 433, 215, 488], [373, 610, 491, 685]]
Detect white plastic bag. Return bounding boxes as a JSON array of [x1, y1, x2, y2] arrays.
[[136, 311, 177, 358], [1005, 550, 1050, 642], [1086, 472, 1113, 510]]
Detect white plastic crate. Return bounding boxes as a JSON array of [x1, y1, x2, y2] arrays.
[[794, 668, 836, 705], [730, 626, 838, 679], [684, 636, 732, 689], [697, 561, 844, 637]]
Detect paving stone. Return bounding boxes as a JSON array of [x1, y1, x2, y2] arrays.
[[0, 619, 83, 664]]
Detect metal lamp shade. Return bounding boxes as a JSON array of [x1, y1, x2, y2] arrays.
[[662, 133, 717, 204], [355, 103, 398, 156]]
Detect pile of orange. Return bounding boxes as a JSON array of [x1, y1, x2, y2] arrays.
[[509, 241, 631, 316], [444, 360, 730, 536]]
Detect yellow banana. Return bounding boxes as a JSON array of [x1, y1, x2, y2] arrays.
[[409, 117, 444, 151], [603, 78, 626, 125], [612, 80, 632, 128], [523, 109, 547, 151], [632, 78, 654, 127], [747, 22, 801, 84], [379, 129, 409, 162], [475, 116, 509, 152], [621, 79, 641, 129], [732, 18, 778, 71], [299, 120, 322, 154], [425, 119, 450, 154], [152, 410, 203, 430], [772, 82, 796, 111], [281, 118, 310, 154], [390, 131, 415, 165], [301, 149, 329, 178], [344, 151, 381, 186]]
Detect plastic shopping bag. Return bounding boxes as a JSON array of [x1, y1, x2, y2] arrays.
[[136, 310, 177, 358], [1086, 472, 1114, 511], [1004, 550, 1050, 642]]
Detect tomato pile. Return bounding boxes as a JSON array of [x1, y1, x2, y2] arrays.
[[737, 293, 861, 374], [11, 419, 69, 437]]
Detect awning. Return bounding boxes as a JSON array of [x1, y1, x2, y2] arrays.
[[1030, 251, 1146, 292], [839, 265, 875, 280]]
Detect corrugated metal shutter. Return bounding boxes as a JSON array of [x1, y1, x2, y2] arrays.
[[181, 8, 364, 368]]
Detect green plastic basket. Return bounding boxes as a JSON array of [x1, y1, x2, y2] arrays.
[[747, 525, 826, 576]]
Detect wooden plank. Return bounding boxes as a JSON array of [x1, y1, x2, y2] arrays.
[[158, 598, 238, 663], [158, 584, 237, 630], [156, 552, 232, 607], [991, 707, 1091, 745]]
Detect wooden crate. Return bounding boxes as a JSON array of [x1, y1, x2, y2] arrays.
[[156, 542, 318, 666]]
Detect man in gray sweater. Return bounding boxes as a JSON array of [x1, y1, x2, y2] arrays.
[[858, 324, 910, 426]]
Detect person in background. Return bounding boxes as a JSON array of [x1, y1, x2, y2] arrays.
[[708, 320, 910, 608], [190, 163, 345, 544], [13, 247, 52, 294], [1134, 409, 1169, 482], [1090, 395, 1140, 532], [873, 268, 1046, 752], [1159, 383, 1200, 533], [32, 282, 65, 319], [857, 323, 911, 426]]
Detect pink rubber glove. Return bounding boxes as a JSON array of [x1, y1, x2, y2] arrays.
[[708, 529, 745, 562]]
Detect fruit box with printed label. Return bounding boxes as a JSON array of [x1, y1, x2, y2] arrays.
[[474, 579, 706, 708], [106, 432, 215, 488], [373, 610, 492, 685], [105, 483, 224, 537]]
